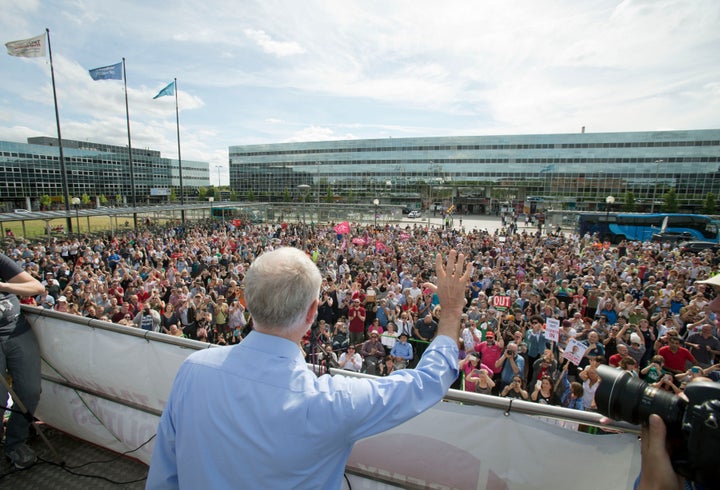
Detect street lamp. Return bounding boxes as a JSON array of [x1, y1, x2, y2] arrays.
[[71, 197, 81, 234], [605, 195, 615, 242], [651, 160, 663, 213], [298, 184, 310, 223], [373, 198, 379, 227]]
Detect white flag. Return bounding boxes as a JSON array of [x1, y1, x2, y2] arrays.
[[5, 33, 46, 58]]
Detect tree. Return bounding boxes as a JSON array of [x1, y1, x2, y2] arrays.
[[247, 189, 255, 202], [662, 188, 679, 213], [169, 188, 177, 202], [702, 192, 717, 215], [81, 193, 91, 207], [230, 190, 239, 201], [115, 194, 123, 205], [206, 187, 216, 198], [622, 191, 636, 212], [198, 187, 208, 200], [282, 188, 291, 202], [39, 194, 52, 210], [324, 187, 334, 203], [99, 194, 108, 206]]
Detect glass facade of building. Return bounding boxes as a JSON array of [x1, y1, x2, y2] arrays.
[[0, 137, 209, 209], [229, 129, 720, 212]]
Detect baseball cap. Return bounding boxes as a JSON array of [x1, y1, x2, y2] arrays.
[[485, 331, 495, 339]]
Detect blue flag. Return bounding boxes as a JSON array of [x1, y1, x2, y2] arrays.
[[153, 81, 175, 99], [89, 62, 122, 80]]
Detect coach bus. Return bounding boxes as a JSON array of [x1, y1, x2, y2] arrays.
[[576, 212, 719, 243]]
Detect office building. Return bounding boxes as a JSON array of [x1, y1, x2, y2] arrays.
[[0, 137, 210, 210], [229, 129, 720, 213]]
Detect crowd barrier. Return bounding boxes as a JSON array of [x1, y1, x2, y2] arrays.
[[24, 307, 640, 489]]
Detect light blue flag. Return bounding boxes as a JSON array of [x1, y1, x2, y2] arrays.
[[153, 81, 175, 99], [89, 62, 122, 80]]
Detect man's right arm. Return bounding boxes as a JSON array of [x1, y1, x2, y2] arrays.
[[335, 251, 473, 442], [433, 251, 471, 340]]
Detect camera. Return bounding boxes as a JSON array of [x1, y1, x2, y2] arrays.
[[595, 365, 720, 485]]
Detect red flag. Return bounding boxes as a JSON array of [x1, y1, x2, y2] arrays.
[[352, 237, 366, 245], [334, 221, 350, 234]]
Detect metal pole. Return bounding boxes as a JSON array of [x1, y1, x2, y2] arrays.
[[175, 78, 185, 223], [651, 159, 663, 213], [122, 58, 138, 230], [46, 29, 73, 234]]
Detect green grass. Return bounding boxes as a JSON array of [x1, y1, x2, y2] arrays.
[[2, 215, 173, 240]]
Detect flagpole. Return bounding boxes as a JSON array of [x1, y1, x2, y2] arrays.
[[122, 58, 138, 230], [46, 28, 73, 234], [174, 77, 186, 223]]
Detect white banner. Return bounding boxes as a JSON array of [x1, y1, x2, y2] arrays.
[[5, 33, 46, 57], [26, 311, 640, 487], [348, 402, 640, 489], [30, 312, 199, 464]]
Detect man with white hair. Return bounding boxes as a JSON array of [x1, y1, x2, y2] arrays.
[[148, 247, 471, 488]]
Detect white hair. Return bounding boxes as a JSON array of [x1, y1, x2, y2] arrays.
[[244, 247, 322, 331]]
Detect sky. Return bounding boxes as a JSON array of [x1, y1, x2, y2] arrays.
[[1, 0, 719, 186]]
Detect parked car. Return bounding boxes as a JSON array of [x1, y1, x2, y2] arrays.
[[408, 210, 422, 218], [13, 208, 30, 213], [678, 241, 720, 254], [401, 207, 411, 215], [651, 231, 695, 243]]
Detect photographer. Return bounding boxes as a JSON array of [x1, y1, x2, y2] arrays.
[[500, 375, 528, 399], [495, 342, 524, 392], [637, 415, 687, 490]]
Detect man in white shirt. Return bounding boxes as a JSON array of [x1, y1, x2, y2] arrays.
[[338, 345, 363, 372]]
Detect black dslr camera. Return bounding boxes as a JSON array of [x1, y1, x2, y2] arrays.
[[595, 365, 720, 486]]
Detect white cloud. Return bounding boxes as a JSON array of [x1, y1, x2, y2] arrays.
[[0, 0, 718, 169], [285, 126, 358, 143], [244, 29, 305, 57]]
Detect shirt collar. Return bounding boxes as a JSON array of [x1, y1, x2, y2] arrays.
[[242, 330, 306, 361]]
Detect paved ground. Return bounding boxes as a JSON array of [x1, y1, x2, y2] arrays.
[[0, 424, 148, 489], [398, 213, 548, 235]]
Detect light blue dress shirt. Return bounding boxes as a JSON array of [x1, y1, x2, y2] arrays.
[[390, 340, 414, 360], [147, 330, 459, 489]]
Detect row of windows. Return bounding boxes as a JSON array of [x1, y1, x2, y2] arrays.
[[230, 140, 720, 157], [1, 151, 165, 163], [234, 157, 720, 166]]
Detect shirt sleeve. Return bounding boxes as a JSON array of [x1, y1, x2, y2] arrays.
[[325, 335, 459, 443], [0, 253, 23, 282]]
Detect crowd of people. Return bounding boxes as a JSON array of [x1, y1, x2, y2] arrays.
[[4, 215, 720, 413]]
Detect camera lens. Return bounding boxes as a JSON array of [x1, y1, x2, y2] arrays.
[[595, 365, 685, 426]]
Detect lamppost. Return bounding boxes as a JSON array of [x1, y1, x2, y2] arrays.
[[373, 198, 379, 227], [71, 197, 81, 234], [651, 160, 663, 213], [605, 195, 615, 242], [298, 184, 310, 224]]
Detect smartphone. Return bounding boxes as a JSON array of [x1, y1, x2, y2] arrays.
[[535, 380, 542, 390]]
